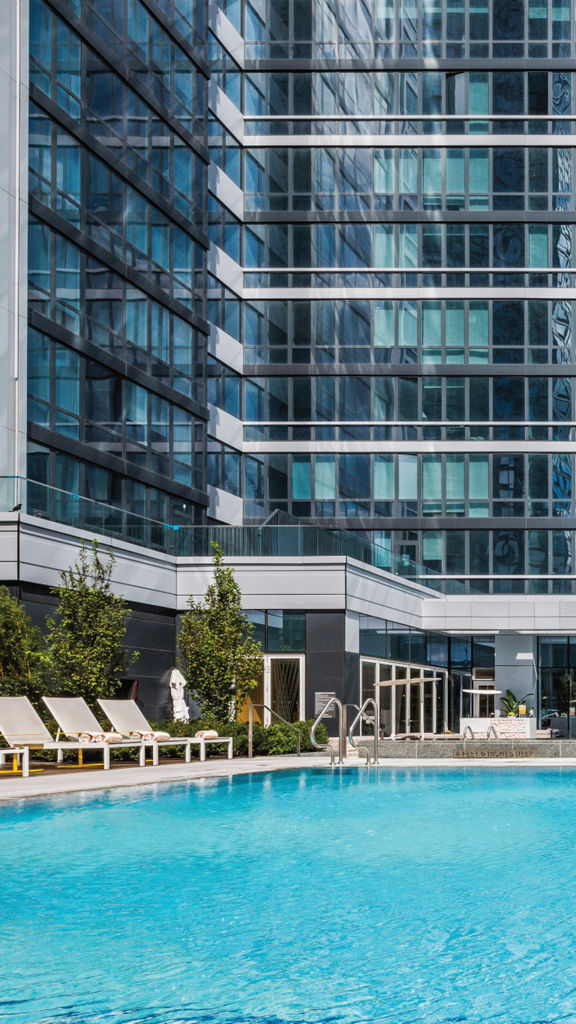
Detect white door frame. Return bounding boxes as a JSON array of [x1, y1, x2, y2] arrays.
[[360, 656, 449, 738], [263, 653, 306, 726]]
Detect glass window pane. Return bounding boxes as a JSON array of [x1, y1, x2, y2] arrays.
[[315, 455, 335, 499], [374, 301, 394, 346], [422, 302, 441, 344], [398, 454, 417, 499], [292, 456, 311, 499], [374, 455, 394, 499], [422, 455, 442, 498], [446, 150, 464, 192], [374, 225, 394, 266], [469, 456, 489, 498], [374, 150, 395, 193], [422, 150, 442, 193], [529, 226, 548, 267], [469, 149, 489, 192]]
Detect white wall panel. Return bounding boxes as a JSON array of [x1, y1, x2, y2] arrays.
[[208, 323, 243, 373], [207, 485, 243, 525], [13, 517, 178, 609]]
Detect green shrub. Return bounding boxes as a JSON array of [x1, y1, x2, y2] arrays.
[[57, 716, 331, 764], [294, 718, 328, 751], [170, 716, 329, 757]]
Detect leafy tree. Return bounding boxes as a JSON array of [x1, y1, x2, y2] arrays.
[[178, 543, 263, 721], [46, 540, 137, 707], [0, 587, 49, 700]]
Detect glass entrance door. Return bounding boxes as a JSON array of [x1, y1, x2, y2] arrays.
[[240, 654, 305, 725], [265, 654, 305, 724]]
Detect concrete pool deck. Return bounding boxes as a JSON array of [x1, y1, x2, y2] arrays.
[[3, 752, 576, 802]]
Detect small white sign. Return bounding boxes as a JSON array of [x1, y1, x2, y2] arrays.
[[315, 692, 336, 717]]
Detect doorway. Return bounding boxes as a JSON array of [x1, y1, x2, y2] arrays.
[[360, 657, 449, 737], [247, 654, 306, 725]]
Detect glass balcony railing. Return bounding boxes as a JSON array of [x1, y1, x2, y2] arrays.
[[0, 475, 466, 593]]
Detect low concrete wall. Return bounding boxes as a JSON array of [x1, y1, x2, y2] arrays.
[[375, 739, 576, 759]]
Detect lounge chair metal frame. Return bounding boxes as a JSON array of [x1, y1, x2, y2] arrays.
[[0, 746, 30, 777], [0, 696, 145, 773], [43, 697, 147, 767], [98, 699, 233, 763]]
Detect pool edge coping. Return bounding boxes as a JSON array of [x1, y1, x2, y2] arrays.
[[3, 754, 576, 804]]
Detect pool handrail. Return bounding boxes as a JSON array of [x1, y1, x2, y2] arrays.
[[246, 703, 301, 758], [348, 698, 379, 765], [310, 697, 346, 765]]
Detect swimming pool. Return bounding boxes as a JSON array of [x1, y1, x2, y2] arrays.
[[2, 766, 576, 1024]]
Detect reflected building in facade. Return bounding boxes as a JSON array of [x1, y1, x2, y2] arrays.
[[233, 1, 576, 597]]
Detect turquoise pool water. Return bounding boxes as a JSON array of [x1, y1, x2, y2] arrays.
[[2, 767, 576, 1024]]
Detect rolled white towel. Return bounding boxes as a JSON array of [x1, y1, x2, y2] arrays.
[[131, 730, 171, 741], [78, 731, 123, 744], [194, 729, 219, 740]]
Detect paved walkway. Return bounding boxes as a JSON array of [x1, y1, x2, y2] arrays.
[[2, 753, 576, 803]]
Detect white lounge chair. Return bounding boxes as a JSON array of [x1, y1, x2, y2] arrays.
[[42, 696, 147, 767], [98, 698, 234, 763], [0, 696, 142, 773], [0, 722, 30, 778]]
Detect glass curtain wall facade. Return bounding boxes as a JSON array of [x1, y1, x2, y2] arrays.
[[205, 0, 576, 594], [25, 0, 576, 594], [27, 0, 211, 527]]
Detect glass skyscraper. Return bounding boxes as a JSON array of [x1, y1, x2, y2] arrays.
[[17, 0, 576, 595]]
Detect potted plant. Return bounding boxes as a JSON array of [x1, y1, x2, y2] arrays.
[[501, 689, 534, 717]]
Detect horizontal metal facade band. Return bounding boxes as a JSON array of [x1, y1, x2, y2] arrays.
[[245, 211, 576, 225], [28, 309, 209, 422], [29, 198, 211, 337], [248, 420, 576, 427], [243, 441, 576, 453], [244, 514, 576, 530], [245, 58, 576, 72], [244, 364, 576, 379], [244, 288, 576, 300], [28, 424, 210, 508], [30, 86, 210, 251], [252, 114, 576, 121], [249, 266, 576, 274], [49, 0, 210, 165], [136, 0, 210, 77], [244, 134, 576, 148], [418, 574, 576, 579]]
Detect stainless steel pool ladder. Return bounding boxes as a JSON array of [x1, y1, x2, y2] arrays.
[[310, 697, 346, 765], [461, 724, 475, 740], [348, 698, 379, 765]]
